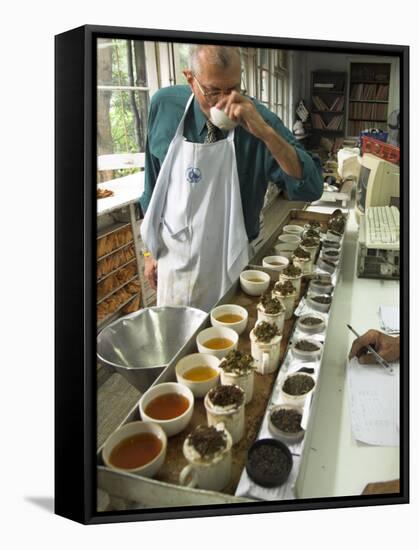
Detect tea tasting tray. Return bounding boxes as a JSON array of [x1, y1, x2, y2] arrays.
[[235, 219, 346, 501], [96, 208, 346, 508]]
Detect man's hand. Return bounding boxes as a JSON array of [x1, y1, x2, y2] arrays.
[[215, 92, 303, 180], [144, 255, 158, 290], [348, 329, 400, 365], [216, 92, 270, 140]]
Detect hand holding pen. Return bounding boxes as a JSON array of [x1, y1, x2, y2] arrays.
[[348, 326, 399, 374]]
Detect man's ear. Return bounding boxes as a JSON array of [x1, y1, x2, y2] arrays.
[[183, 69, 194, 89]]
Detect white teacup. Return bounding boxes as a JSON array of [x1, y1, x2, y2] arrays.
[[277, 233, 301, 246], [249, 327, 283, 375], [209, 106, 238, 131], [274, 242, 299, 259], [283, 224, 304, 236], [179, 423, 233, 491], [196, 326, 239, 359], [262, 256, 289, 279], [175, 353, 221, 398], [210, 304, 248, 335]]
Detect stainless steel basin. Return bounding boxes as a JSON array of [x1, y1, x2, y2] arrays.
[[97, 306, 207, 392]]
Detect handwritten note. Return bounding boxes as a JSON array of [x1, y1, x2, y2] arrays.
[[346, 358, 399, 447]]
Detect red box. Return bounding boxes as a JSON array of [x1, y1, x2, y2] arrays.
[[361, 136, 400, 165]]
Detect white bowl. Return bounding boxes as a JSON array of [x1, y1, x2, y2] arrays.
[[308, 280, 334, 295], [296, 313, 326, 334], [262, 255, 289, 274], [102, 421, 167, 477], [268, 404, 305, 444], [283, 224, 304, 236], [175, 353, 221, 398], [196, 326, 239, 359], [317, 257, 336, 274], [322, 239, 340, 250], [307, 294, 332, 313], [277, 233, 301, 245], [273, 242, 298, 259], [239, 270, 270, 296], [280, 373, 316, 406], [210, 304, 248, 335], [139, 382, 194, 437], [292, 337, 323, 360], [325, 230, 342, 243], [321, 249, 340, 264]]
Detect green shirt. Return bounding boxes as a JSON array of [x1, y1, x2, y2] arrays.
[[140, 85, 323, 240]]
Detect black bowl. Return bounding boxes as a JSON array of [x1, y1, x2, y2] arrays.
[[245, 438, 293, 488]]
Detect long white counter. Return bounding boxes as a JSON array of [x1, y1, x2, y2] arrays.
[[296, 203, 400, 497]]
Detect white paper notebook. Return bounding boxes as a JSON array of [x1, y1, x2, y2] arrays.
[[346, 358, 399, 447]]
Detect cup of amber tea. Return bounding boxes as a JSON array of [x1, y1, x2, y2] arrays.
[[102, 421, 167, 478]]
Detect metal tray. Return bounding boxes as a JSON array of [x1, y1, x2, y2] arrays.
[[96, 208, 346, 508]]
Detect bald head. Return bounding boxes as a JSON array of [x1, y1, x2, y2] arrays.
[[188, 45, 241, 76]]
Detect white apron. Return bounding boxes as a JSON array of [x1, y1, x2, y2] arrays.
[[141, 94, 249, 312]]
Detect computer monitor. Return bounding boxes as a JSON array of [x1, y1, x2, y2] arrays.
[[355, 153, 400, 220]]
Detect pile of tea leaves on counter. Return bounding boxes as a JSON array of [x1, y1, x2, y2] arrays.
[[293, 246, 310, 260], [260, 292, 284, 314], [221, 349, 255, 375], [274, 280, 296, 296], [282, 263, 302, 277], [209, 384, 244, 408], [189, 425, 227, 459], [271, 408, 302, 433], [254, 321, 280, 343], [283, 374, 315, 396], [295, 339, 320, 352]]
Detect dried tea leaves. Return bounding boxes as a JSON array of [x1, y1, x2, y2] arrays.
[[271, 408, 303, 433], [260, 292, 284, 315], [295, 339, 319, 352], [274, 279, 296, 296], [221, 349, 254, 375], [208, 384, 244, 408], [254, 321, 280, 343], [282, 374, 315, 396], [282, 263, 302, 278], [189, 425, 227, 459]]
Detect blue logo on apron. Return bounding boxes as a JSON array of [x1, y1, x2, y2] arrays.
[[186, 167, 202, 183]]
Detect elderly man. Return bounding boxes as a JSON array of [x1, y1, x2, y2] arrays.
[[140, 45, 323, 311]]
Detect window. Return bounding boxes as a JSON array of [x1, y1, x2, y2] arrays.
[[96, 38, 157, 182]]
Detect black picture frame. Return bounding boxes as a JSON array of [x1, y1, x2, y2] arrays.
[[55, 24, 409, 525]]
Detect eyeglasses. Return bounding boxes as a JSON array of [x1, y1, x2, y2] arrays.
[[193, 75, 246, 105]]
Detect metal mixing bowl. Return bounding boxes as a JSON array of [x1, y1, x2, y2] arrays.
[[97, 306, 208, 393]]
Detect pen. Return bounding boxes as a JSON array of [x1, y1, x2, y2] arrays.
[[347, 324, 394, 375]]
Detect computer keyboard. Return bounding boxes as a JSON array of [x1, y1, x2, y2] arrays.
[[365, 206, 400, 249]]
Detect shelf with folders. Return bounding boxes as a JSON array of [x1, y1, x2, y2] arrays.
[[310, 70, 347, 136], [347, 62, 391, 137]]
